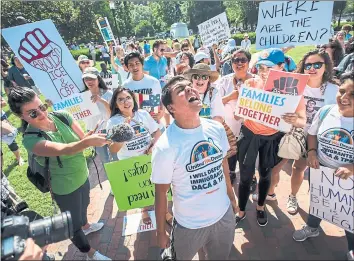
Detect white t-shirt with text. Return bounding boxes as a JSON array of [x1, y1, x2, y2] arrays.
[[151, 118, 230, 229]]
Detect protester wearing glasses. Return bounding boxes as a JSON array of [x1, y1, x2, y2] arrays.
[[179, 51, 195, 69], [241, 34, 251, 52], [236, 48, 306, 227], [7, 87, 112, 261], [292, 73, 354, 261], [152, 76, 237, 260]]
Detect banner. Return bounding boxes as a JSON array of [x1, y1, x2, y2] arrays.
[[309, 166, 354, 233], [255, 1, 334, 49], [264, 70, 309, 95], [197, 12, 231, 47], [122, 211, 156, 236], [104, 155, 172, 211], [101, 73, 119, 90], [53, 91, 100, 121], [235, 86, 301, 132], [2, 19, 85, 102], [96, 17, 117, 46]]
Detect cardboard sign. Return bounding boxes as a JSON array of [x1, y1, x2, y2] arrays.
[[53, 91, 100, 121], [101, 73, 119, 90], [235, 86, 301, 132], [122, 211, 156, 236], [309, 166, 354, 233], [1, 19, 85, 102], [255, 1, 334, 49], [104, 155, 172, 211], [264, 70, 309, 95], [197, 12, 231, 47], [96, 17, 117, 46]]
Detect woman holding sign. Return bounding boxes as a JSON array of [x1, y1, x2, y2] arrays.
[[8, 87, 113, 260], [293, 72, 354, 260]]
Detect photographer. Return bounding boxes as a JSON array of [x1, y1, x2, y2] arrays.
[[7, 87, 112, 261]]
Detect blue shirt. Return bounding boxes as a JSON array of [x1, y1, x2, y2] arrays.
[[284, 55, 297, 72], [345, 33, 352, 41], [143, 55, 168, 87], [144, 43, 151, 54], [111, 57, 122, 74]]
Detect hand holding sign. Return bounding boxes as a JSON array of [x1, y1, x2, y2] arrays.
[[18, 28, 80, 99], [335, 166, 354, 180]]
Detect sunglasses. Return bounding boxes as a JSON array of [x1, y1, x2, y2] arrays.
[[28, 104, 48, 119], [232, 57, 248, 64], [304, 62, 324, 70], [192, 74, 209, 81], [80, 61, 90, 65]]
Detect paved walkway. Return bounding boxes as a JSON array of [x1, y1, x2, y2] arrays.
[[48, 157, 348, 260]]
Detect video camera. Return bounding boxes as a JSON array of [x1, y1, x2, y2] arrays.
[[1, 211, 73, 260]]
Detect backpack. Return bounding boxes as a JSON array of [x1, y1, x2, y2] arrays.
[[24, 112, 69, 193]]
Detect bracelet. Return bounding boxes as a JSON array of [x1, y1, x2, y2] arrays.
[[307, 148, 317, 153]]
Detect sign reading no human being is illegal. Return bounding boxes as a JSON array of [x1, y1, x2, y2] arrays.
[[255, 1, 334, 49]]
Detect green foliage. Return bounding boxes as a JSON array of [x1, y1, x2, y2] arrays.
[[332, 21, 354, 31], [70, 48, 104, 61], [135, 20, 155, 37]]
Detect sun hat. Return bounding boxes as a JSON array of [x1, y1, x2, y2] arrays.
[[184, 63, 220, 83], [82, 67, 100, 79], [78, 55, 90, 63], [255, 48, 285, 67], [194, 52, 210, 63], [244, 33, 249, 37]]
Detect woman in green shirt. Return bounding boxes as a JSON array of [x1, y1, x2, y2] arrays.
[[8, 87, 112, 261]]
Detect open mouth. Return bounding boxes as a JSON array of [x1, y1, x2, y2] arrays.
[[188, 96, 200, 103]]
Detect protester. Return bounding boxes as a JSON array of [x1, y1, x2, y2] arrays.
[[236, 48, 306, 227], [135, 41, 143, 54], [99, 63, 112, 78], [181, 42, 191, 52], [267, 49, 339, 214], [194, 46, 220, 72], [8, 87, 112, 260], [222, 39, 237, 58], [77, 55, 91, 72], [335, 46, 354, 76], [292, 72, 354, 261], [152, 76, 237, 260], [241, 34, 251, 52], [82, 67, 113, 164], [100, 44, 111, 68], [88, 42, 96, 66], [321, 39, 345, 67], [342, 24, 353, 41], [1, 59, 12, 95], [179, 51, 195, 69], [193, 35, 201, 53], [182, 38, 195, 54], [143, 40, 151, 57], [335, 31, 346, 48], [109, 47, 130, 84]]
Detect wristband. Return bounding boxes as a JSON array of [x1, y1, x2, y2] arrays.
[[307, 148, 317, 154]]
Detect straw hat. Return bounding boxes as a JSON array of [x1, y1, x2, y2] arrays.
[[184, 63, 220, 83]]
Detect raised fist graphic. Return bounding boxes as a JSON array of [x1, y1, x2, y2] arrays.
[[272, 77, 299, 96], [18, 28, 80, 99]]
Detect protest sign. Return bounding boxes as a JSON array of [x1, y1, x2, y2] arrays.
[[235, 86, 301, 132], [122, 211, 156, 236], [96, 17, 117, 46], [53, 91, 100, 121], [309, 166, 354, 233], [264, 70, 309, 95], [104, 155, 172, 211], [2, 19, 84, 102], [101, 73, 119, 90], [197, 12, 231, 47], [255, 1, 334, 49]]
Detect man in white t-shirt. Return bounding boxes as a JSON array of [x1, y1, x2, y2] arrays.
[[151, 76, 237, 260], [241, 34, 251, 51], [122, 52, 165, 130]]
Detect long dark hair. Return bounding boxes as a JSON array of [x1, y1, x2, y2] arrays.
[[109, 87, 139, 118], [296, 49, 333, 84], [181, 52, 195, 68], [83, 75, 108, 91], [329, 39, 345, 67]]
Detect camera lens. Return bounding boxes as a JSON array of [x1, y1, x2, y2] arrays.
[[28, 211, 73, 247]]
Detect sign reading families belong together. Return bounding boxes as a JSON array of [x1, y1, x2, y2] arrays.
[[256, 1, 334, 49]]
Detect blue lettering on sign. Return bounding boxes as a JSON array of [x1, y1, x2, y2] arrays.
[[53, 96, 83, 110]]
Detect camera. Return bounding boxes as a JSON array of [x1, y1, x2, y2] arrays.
[[1, 211, 73, 260], [160, 247, 176, 261]]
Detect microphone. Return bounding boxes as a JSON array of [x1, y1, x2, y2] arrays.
[[106, 123, 134, 143]]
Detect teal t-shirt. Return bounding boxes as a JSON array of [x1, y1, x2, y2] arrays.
[[23, 111, 88, 195]]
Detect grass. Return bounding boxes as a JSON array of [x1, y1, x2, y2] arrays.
[[1, 43, 316, 217]]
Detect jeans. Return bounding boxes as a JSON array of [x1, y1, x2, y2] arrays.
[[307, 214, 354, 251]]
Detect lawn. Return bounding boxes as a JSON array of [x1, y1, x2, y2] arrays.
[[2, 43, 316, 217]]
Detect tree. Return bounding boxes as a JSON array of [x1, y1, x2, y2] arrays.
[[224, 1, 259, 31], [333, 1, 347, 28], [135, 20, 155, 37]]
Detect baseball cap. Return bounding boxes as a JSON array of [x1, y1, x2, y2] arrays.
[[194, 52, 210, 63], [78, 55, 90, 63], [256, 48, 285, 67], [82, 67, 100, 79]]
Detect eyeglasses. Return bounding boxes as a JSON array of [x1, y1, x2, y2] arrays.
[[232, 57, 248, 64], [28, 104, 48, 119], [304, 62, 324, 70], [159, 49, 165, 52], [117, 96, 132, 104], [192, 74, 209, 81]]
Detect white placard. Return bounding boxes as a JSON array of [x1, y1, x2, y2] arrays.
[[102, 73, 119, 90], [53, 91, 100, 121], [255, 1, 334, 49], [309, 166, 354, 233], [1, 19, 85, 103], [122, 211, 156, 236], [197, 12, 231, 47], [96, 17, 117, 47]]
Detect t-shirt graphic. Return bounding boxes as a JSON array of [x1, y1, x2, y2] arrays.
[[199, 103, 211, 119], [305, 96, 324, 125]]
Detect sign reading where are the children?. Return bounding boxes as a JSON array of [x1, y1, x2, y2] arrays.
[[309, 166, 354, 233], [255, 1, 334, 49], [104, 155, 172, 211], [101, 73, 119, 90], [197, 12, 231, 47], [1, 19, 85, 103], [53, 91, 100, 121]]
